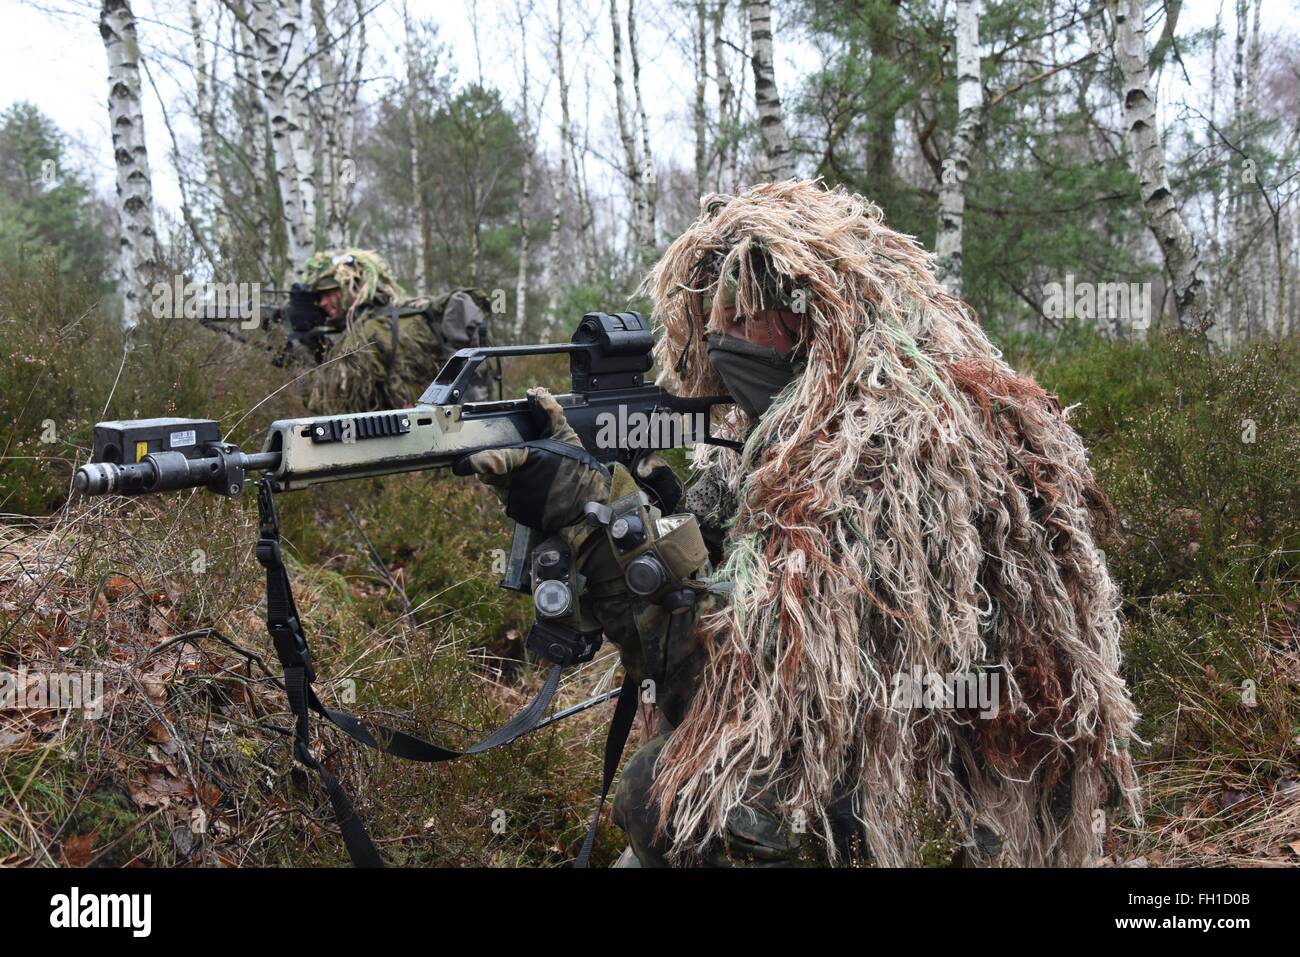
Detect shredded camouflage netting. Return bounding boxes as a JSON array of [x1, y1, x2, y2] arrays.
[[303, 248, 406, 325], [307, 306, 440, 412], [640, 180, 1140, 866]]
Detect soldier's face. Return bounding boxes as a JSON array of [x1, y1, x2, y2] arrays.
[[319, 289, 342, 319]]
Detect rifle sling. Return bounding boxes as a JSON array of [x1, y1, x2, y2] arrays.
[[254, 478, 630, 868]]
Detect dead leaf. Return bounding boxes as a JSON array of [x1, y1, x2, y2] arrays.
[[127, 772, 194, 809], [61, 832, 96, 867], [141, 677, 167, 705], [103, 575, 133, 600], [145, 718, 173, 746]]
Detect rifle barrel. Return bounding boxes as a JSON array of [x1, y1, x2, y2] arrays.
[[75, 449, 280, 497]]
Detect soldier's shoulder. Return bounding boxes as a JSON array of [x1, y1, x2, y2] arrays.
[[398, 296, 435, 312]]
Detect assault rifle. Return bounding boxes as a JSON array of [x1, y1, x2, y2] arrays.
[[73, 311, 736, 867], [175, 282, 337, 364]]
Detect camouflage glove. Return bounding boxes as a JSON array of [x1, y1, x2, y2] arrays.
[[452, 387, 610, 534], [629, 451, 684, 514]]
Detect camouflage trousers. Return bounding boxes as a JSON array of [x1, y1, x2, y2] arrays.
[[611, 734, 813, 867]]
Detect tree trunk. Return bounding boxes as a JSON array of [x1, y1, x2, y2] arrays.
[[234, 4, 272, 273], [514, 0, 533, 341], [250, 0, 310, 279], [693, 1, 708, 199], [310, 0, 339, 245], [628, 0, 655, 261], [1110, 0, 1212, 334], [333, 0, 365, 246], [100, 0, 158, 328], [712, 0, 739, 191], [403, 1, 427, 291], [934, 0, 982, 297], [748, 0, 794, 181], [1209, 0, 1224, 347], [279, 0, 316, 252], [546, 0, 571, 328], [866, 0, 900, 190], [189, 0, 229, 251], [572, 62, 599, 276], [1230, 0, 1246, 339], [610, 0, 643, 254]]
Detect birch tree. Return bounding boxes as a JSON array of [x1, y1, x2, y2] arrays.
[[404, 2, 428, 290], [748, 0, 794, 181], [188, 0, 229, 250], [713, 0, 740, 190], [546, 0, 571, 327], [313, 0, 366, 247], [514, 0, 535, 340], [232, 3, 271, 271], [280, 0, 317, 249], [1109, 0, 1212, 334], [693, 1, 708, 198], [628, 0, 656, 259], [250, 0, 312, 277], [934, 0, 982, 297], [610, 0, 644, 253], [99, 0, 157, 327]]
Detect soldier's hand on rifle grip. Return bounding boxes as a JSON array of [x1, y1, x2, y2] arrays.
[[452, 387, 610, 534], [631, 452, 684, 515]]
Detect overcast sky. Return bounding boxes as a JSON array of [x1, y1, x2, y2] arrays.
[[2, 0, 1289, 222]]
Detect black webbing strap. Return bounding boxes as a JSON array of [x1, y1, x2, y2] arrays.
[[254, 479, 577, 867], [385, 303, 400, 378], [515, 437, 611, 480], [574, 678, 640, 867]]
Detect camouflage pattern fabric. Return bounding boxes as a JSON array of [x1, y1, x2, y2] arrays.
[[307, 301, 444, 413]]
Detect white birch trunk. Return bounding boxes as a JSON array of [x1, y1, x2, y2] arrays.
[[100, 0, 158, 328], [403, 1, 426, 291], [693, 0, 708, 198], [250, 0, 309, 277], [189, 0, 229, 249], [628, 0, 655, 260], [1110, 0, 1212, 334], [332, 0, 365, 247], [546, 0, 571, 328], [747, 0, 794, 181], [514, 0, 533, 341], [934, 0, 982, 298], [279, 0, 316, 252], [712, 0, 738, 191], [310, 0, 338, 245], [610, 0, 643, 254]]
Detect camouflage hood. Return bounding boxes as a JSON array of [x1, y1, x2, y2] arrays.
[[303, 249, 407, 325], [639, 180, 1139, 866]]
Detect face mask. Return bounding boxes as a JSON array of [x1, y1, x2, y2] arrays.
[[706, 333, 800, 421]]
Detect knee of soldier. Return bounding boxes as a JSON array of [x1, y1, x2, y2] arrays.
[[612, 735, 667, 840]]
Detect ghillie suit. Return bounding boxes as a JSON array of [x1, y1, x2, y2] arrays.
[[637, 180, 1140, 866], [301, 250, 494, 412]]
